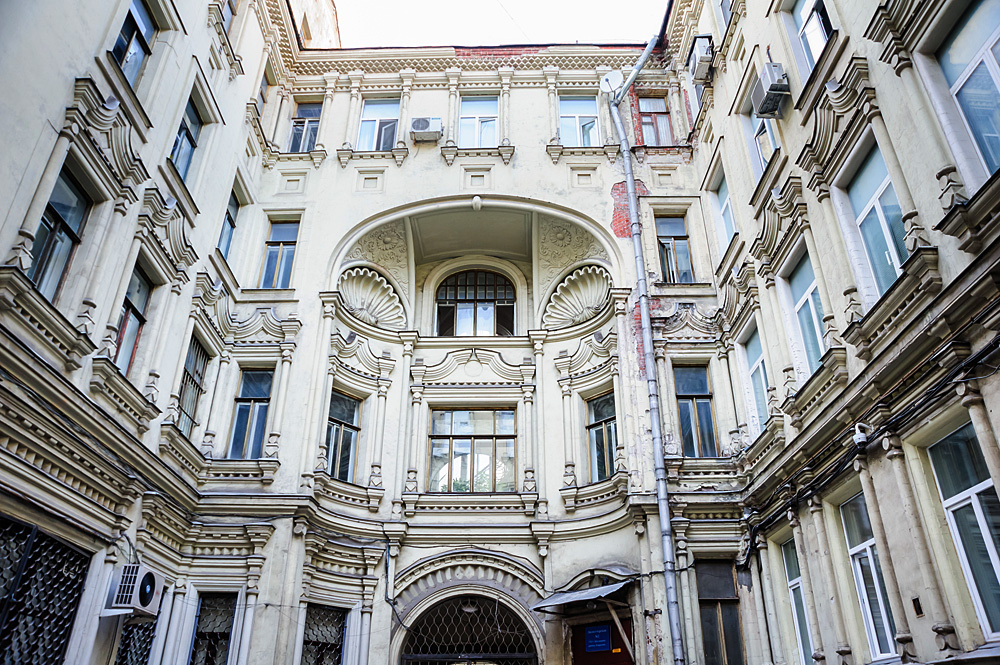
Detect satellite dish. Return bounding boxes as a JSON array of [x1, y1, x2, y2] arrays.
[[600, 70, 624, 94]]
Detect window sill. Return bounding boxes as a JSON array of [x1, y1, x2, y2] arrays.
[[314, 473, 383, 512], [403, 491, 538, 516], [631, 144, 694, 165], [159, 161, 200, 221], [89, 356, 160, 435], [337, 146, 408, 168], [209, 249, 242, 296], [545, 143, 620, 164], [559, 471, 628, 513], [240, 288, 297, 303], [418, 336, 531, 350], [749, 148, 786, 212], [793, 31, 846, 119], [273, 147, 327, 168], [651, 282, 718, 296], [441, 144, 515, 166]]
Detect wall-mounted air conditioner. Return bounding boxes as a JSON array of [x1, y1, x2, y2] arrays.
[[110, 564, 165, 617], [751, 63, 790, 118], [410, 117, 443, 142], [688, 35, 714, 83]]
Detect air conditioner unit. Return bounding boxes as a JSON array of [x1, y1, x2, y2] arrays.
[[111, 564, 164, 617], [410, 117, 443, 142], [751, 63, 790, 118], [688, 36, 713, 83]]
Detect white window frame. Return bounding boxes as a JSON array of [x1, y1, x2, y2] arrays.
[[287, 102, 321, 153], [841, 493, 897, 660], [785, 251, 826, 375], [791, 0, 832, 73], [357, 98, 400, 152], [458, 96, 499, 149], [559, 96, 600, 147], [738, 325, 770, 437], [781, 539, 813, 665], [751, 112, 779, 173], [847, 145, 905, 297], [712, 172, 735, 249]]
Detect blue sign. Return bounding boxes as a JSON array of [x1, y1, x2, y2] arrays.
[[585, 625, 611, 652]]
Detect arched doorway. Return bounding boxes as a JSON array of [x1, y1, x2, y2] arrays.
[[400, 594, 538, 665]]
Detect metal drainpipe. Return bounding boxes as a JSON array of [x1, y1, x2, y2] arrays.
[[608, 35, 686, 665]]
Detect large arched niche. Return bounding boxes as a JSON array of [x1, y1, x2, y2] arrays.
[[328, 196, 624, 335]]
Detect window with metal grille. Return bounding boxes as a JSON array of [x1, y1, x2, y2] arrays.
[[114, 616, 160, 665], [674, 365, 718, 457], [301, 603, 347, 665], [696, 561, 745, 665], [177, 338, 210, 438], [429, 410, 516, 493], [586, 392, 617, 483], [435, 270, 515, 337], [326, 391, 361, 483], [401, 595, 536, 665], [187, 592, 237, 665], [0, 515, 91, 664], [656, 217, 694, 284]]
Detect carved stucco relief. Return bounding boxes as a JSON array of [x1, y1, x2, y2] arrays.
[[344, 220, 409, 297], [536, 216, 609, 296]]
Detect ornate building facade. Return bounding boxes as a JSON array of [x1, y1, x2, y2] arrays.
[[0, 0, 999, 664]]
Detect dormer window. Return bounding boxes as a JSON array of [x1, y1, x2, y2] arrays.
[[435, 270, 515, 336]]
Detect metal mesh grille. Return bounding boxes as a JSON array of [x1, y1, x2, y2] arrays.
[[401, 595, 537, 665], [189, 592, 237, 665], [114, 617, 159, 665], [0, 515, 90, 664], [301, 603, 347, 665]]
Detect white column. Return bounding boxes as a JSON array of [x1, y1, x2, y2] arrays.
[[70, 197, 133, 332], [234, 593, 257, 665], [264, 345, 294, 457], [290, 602, 308, 665], [800, 223, 840, 345], [358, 607, 373, 665], [807, 497, 853, 662], [758, 538, 787, 665], [396, 69, 415, 149], [789, 507, 823, 663], [750, 544, 775, 665], [499, 67, 513, 145], [314, 73, 338, 151], [544, 66, 559, 143], [559, 379, 576, 486], [444, 68, 460, 146], [269, 87, 290, 145], [958, 381, 1000, 492], [529, 331, 547, 494], [343, 71, 364, 149]]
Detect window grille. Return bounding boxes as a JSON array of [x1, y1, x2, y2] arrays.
[[177, 338, 210, 438], [114, 617, 160, 665], [301, 604, 347, 665], [188, 592, 237, 665], [435, 270, 515, 337], [0, 515, 90, 664], [401, 595, 537, 665]]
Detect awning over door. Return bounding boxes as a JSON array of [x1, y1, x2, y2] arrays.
[[531, 581, 629, 611]]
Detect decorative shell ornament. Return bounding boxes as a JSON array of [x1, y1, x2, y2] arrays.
[[542, 265, 612, 329], [338, 267, 406, 330]]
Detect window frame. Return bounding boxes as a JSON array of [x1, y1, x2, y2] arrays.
[[638, 96, 673, 146], [177, 336, 210, 439], [358, 98, 400, 152], [741, 326, 770, 436], [227, 369, 273, 460], [169, 98, 204, 180], [786, 252, 826, 375], [458, 96, 499, 149], [111, 0, 157, 86], [217, 190, 240, 259], [712, 173, 736, 248], [781, 539, 813, 665], [790, 0, 833, 73], [27, 168, 91, 302], [750, 111, 779, 173], [674, 365, 719, 458], [326, 390, 362, 483], [427, 408, 517, 494], [287, 102, 321, 153], [185, 590, 239, 665], [586, 391, 618, 483], [434, 269, 516, 337], [301, 603, 348, 665], [656, 216, 695, 284], [113, 265, 154, 374], [559, 96, 601, 148], [257, 221, 299, 289], [696, 560, 745, 665]]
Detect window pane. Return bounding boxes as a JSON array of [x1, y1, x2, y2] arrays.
[[589, 393, 616, 422], [841, 493, 874, 547], [452, 439, 471, 492], [675, 238, 694, 282], [792, 585, 812, 664], [329, 392, 360, 424], [560, 117, 577, 146], [560, 97, 598, 115], [452, 411, 473, 435], [229, 404, 250, 458], [496, 439, 515, 492], [801, 11, 829, 66], [639, 97, 667, 112], [937, 0, 1000, 86], [721, 602, 746, 665], [789, 254, 816, 303], [31, 225, 73, 300], [954, 501, 1000, 630], [751, 366, 769, 428], [269, 222, 299, 242], [480, 119, 496, 148], [461, 97, 498, 115], [358, 120, 376, 151], [473, 439, 493, 492], [745, 329, 763, 366], [437, 303, 455, 335], [376, 119, 398, 151], [259, 246, 279, 288], [782, 540, 800, 579], [131, 0, 156, 42], [591, 426, 608, 481], [218, 218, 235, 258], [930, 423, 990, 499], [240, 371, 273, 398], [879, 184, 908, 262], [190, 593, 236, 665], [856, 552, 893, 654], [697, 561, 737, 598], [172, 136, 195, 178], [429, 439, 450, 492], [955, 63, 1000, 173], [496, 410, 516, 435], [475, 302, 495, 336], [431, 411, 452, 435], [655, 217, 686, 236], [700, 605, 724, 665], [580, 117, 597, 147], [49, 171, 89, 232], [288, 124, 304, 152], [798, 304, 823, 372], [456, 302, 475, 336], [295, 103, 322, 118], [120, 30, 148, 85], [496, 304, 514, 336], [697, 399, 718, 456], [674, 366, 709, 394], [247, 403, 268, 458], [656, 113, 672, 144], [125, 268, 152, 313], [848, 148, 890, 219], [277, 246, 294, 288], [859, 208, 897, 294], [458, 117, 476, 148], [470, 411, 495, 435], [362, 99, 400, 119], [678, 399, 697, 457], [115, 313, 141, 371]]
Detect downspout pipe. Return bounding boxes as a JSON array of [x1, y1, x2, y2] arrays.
[[608, 36, 686, 665]]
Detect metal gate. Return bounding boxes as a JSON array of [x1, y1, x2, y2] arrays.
[[400, 595, 538, 665], [0, 515, 91, 664]]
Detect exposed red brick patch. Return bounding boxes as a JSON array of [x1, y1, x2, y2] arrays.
[[611, 180, 650, 238]]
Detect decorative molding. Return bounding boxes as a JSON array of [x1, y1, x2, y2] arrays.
[[542, 265, 611, 329], [536, 216, 609, 296], [337, 267, 406, 330], [344, 220, 409, 297], [89, 357, 160, 434]]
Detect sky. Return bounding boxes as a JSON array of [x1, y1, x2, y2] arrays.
[[333, 0, 669, 49]]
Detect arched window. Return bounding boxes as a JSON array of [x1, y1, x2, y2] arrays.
[[436, 270, 515, 336]]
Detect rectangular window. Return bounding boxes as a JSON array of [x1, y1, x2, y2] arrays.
[[639, 97, 672, 145], [788, 253, 826, 373], [220, 0, 237, 33], [937, 1, 1000, 175], [719, 0, 733, 27], [301, 604, 347, 665], [187, 592, 237, 665], [114, 616, 159, 665], [587, 392, 618, 483], [258, 222, 298, 289], [656, 216, 694, 284], [840, 493, 897, 658], [228, 370, 273, 459], [459, 97, 498, 148], [170, 99, 204, 180], [114, 266, 153, 374], [428, 410, 516, 493], [255, 72, 269, 116], [177, 338, 210, 438], [358, 99, 400, 151], [749, 108, 779, 174], [744, 328, 770, 433], [27, 169, 90, 301], [288, 102, 321, 153], [846, 146, 907, 296], [929, 422, 1000, 637], [217, 190, 240, 259], [674, 366, 718, 457], [327, 391, 361, 483], [782, 540, 813, 665], [112, 0, 156, 85], [792, 0, 832, 71], [559, 97, 599, 147], [696, 561, 745, 665], [714, 175, 736, 246]]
